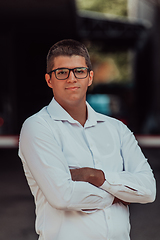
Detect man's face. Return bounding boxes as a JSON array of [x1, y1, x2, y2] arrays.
[[45, 55, 93, 109]]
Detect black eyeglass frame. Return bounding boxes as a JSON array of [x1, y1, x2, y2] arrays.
[[47, 67, 90, 80]]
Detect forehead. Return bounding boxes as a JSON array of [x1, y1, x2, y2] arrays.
[[53, 55, 87, 69]]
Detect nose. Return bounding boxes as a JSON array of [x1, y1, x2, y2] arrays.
[[66, 70, 77, 83]]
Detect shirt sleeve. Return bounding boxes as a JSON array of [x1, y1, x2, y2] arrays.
[[19, 116, 114, 212], [100, 123, 156, 204]]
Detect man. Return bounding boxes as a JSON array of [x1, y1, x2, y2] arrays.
[[19, 39, 156, 240]]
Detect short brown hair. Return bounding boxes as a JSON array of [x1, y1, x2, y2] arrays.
[[46, 39, 92, 73]]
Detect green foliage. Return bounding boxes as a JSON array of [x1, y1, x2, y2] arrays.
[[76, 0, 128, 17]]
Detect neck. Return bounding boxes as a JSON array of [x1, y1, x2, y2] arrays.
[[63, 101, 87, 127]]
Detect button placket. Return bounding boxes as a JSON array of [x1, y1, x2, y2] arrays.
[[88, 133, 103, 169], [84, 131, 97, 167]]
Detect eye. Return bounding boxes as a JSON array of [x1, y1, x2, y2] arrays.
[[75, 68, 86, 74], [56, 69, 68, 75]]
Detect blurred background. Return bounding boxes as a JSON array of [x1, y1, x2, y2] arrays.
[[0, 0, 160, 239]]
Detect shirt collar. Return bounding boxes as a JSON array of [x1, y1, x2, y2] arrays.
[[47, 98, 106, 127], [85, 102, 106, 128]]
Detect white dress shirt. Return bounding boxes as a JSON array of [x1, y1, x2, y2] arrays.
[[19, 98, 156, 240]]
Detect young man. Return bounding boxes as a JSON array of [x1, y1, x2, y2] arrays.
[[19, 39, 156, 240]]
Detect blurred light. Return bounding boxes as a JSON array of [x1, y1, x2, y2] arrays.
[[87, 94, 111, 115], [0, 136, 19, 148], [0, 117, 4, 127]]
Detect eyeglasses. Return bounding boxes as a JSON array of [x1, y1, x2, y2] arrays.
[[47, 67, 90, 80]]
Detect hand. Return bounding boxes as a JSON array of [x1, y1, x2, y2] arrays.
[[113, 197, 130, 206], [70, 167, 105, 187]]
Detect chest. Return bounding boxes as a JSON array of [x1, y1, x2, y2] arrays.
[[53, 121, 124, 172]]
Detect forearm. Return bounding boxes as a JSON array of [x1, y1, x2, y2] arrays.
[[70, 167, 105, 187], [100, 171, 156, 203], [70, 168, 130, 206]]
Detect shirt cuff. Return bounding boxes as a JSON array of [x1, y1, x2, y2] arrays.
[[100, 177, 142, 197], [104, 172, 122, 185]]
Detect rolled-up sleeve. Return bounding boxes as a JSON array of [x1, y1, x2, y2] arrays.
[[19, 116, 114, 211]]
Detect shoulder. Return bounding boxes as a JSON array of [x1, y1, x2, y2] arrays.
[[20, 107, 52, 136], [24, 106, 48, 123]]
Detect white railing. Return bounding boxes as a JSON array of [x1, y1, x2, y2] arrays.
[[0, 135, 160, 148]]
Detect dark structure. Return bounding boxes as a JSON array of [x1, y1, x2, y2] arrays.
[[0, 0, 159, 134]]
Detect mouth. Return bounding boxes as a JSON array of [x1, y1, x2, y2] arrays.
[[65, 86, 80, 90]]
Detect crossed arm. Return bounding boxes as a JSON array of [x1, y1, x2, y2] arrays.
[[70, 167, 130, 206]]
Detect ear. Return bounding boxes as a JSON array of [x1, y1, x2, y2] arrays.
[[45, 73, 53, 88], [88, 70, 94, 87]]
